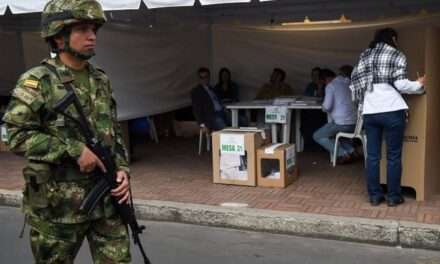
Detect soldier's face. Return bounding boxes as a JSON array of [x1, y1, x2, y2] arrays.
[[69, 23, 97, 53], [55, 23, 97, 52]]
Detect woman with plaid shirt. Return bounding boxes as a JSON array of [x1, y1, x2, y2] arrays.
[[350, 28, 426, 207]]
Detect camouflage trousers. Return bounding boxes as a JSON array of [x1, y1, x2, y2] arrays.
[[27, 214, 131, 264]]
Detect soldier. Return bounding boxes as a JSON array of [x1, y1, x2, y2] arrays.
[[2, 0, 132, 263]]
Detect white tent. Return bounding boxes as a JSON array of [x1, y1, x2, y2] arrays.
[[0, 0, 274, 14], [1, 0, 439, 120]]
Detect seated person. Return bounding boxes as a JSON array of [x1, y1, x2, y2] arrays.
[[191, 67, 248, 134], [301, 67, 327, 151], [255, 68, 293, 99], [313, 66, 359, 164], [255, 68, 293, 128], [304, 67, 324, 97], [214, 67, 240, 104]]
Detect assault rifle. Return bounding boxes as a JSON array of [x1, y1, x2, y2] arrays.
[[53, 89, 151, 264]]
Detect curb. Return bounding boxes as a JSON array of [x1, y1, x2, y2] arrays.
[[1, 189, 440, 250]]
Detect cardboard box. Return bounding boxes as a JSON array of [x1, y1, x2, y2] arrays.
[[212, 128, 269, 186], [0, 125, 8, 152], [380, 27, 440, 201], [257, 143, 298, 188]]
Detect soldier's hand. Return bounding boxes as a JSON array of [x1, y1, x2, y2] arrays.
[[77, 146, 107, 173], [111, 171, 131, 204]]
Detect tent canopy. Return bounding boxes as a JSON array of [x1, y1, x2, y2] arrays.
[[0, 0, 439, 120], [0, 0, 275, 15]]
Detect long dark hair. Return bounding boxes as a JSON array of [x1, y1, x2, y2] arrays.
[[369, 27, 398, 49], [218, 67, 231, 85]]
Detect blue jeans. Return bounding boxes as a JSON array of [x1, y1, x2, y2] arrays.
[[313, 122, 356, 157], [363, 110, 405, 202], [212, 111, 249, 131]]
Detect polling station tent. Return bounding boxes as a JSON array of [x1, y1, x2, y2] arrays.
[[0, 0, 439, 120], [2, 0, 440, 200]]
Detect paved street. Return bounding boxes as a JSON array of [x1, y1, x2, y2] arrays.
[[1, 206, 440, 264]]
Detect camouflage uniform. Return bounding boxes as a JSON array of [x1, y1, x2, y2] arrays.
[[3, 1, 131, 263]]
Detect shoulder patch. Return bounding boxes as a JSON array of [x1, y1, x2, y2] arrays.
[[4, 104, 32, 125], [24, 79, 39, 89], [13, 88, 37, 106]]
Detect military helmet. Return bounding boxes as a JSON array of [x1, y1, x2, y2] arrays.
[[41, 0, 107, 39]]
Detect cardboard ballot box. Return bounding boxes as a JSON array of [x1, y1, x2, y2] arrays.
[[0, 125, 8, 152], [212, 128, 269, 186], [257, 143, 298, 188]]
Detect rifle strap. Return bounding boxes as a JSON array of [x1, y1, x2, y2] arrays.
[[44, 64, 76, 94]]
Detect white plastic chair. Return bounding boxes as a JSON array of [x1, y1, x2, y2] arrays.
[[198, 128, 211, 155], [333, 108, 367, 167]]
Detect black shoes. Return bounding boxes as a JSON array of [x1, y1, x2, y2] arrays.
[[369, 197, 405, 207], [387, 197, 405, 207], [370, 197, 385, 206]]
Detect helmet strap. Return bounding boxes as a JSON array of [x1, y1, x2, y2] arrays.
[[52, 29, 95, 60]]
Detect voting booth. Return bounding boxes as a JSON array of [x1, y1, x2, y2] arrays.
[[380, 27, 440, 201], [212, 128, 269, 186]]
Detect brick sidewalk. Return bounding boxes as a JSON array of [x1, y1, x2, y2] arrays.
[[1, 137, 440, 224]]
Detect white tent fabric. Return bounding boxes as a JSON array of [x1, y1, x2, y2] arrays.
[[92, 24, 210, 119], [145, 0, 194, 9], [0, 1, 7, 15], [95, 0, 142, 11], [1, 15, 439, 120], [5, 0, 141, 14], [200, 0, 249, 6], [212, 15, 440, 101], [0, 24, 210, 120], [5, 0, 46, 14], [0, 0, 274, 14]]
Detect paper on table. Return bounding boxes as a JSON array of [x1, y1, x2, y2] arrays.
[[252, 99, 274, 105]]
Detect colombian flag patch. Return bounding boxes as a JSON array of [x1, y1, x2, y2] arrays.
[[24, 79, 39, 89]]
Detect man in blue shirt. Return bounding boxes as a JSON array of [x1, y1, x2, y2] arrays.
[[313, 66, 359, 164]]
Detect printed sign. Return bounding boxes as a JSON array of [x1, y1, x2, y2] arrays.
[[265, 106, 288, 124], [220, 134, 245, 155], [285, 145, 296, 169]]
